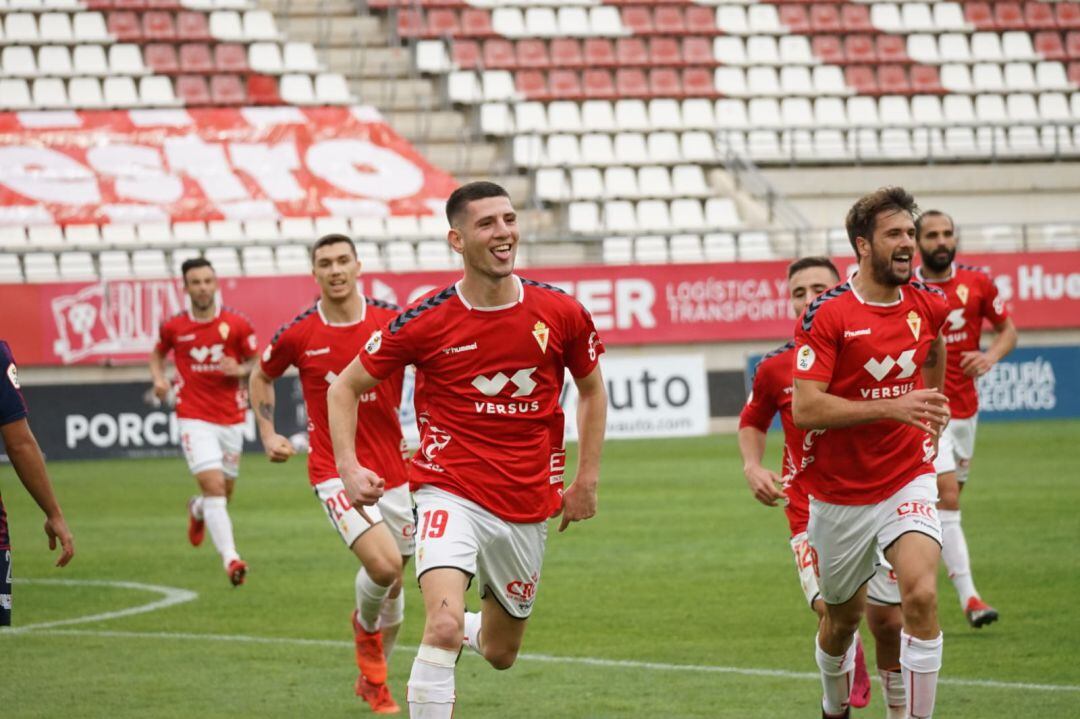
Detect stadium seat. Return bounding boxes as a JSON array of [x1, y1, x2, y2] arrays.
[[246, 74, 281, 104], [210, 74, 245, 104], [99, 250, 134, 279], [109, 44, 147, 76], [40, 13, 74, 43], [24, 253, 61, 283], [669, 234, 704, 264], [173, 221, 209, 245], [248, 42, 283, 73], [146, 44, 180, 74], [74, 12, 109, 43], [703, 233, 736, 262], [240, 246, 275, 276], [70, 77, 106, 107], [176, 75, 211, 104], [601, 237, 632, 265], [535, 168, 570, 202], [132, 249, 169, 277], [315, 73, 351, 103], [634, 236, 668, 264], [32, 78, 69, 109], [0, 255, 24, 283], [216, 43, 249, 73], [204, 246, 242, 276], [40, 45, 75, 76], [485, 39, 517, 69], [279, 73, 315, 104]]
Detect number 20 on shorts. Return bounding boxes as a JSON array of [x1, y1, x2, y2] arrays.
[[420, 509, 449, 539]]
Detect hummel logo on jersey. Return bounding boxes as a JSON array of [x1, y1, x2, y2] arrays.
[[473, 368, 538, 398], [946, 308, 965, 331], [176, 334, 196, 342], [844, 328, 872, 338], [863, 350, 917, 381], [305, 347, 331, 356], [443, 342, 478, 355]]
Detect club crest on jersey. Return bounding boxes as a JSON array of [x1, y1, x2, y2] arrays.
[[796, 345, 815, 371], [532, 321, 550, 353], [906, 311, 922, 340], [218, 321, 230, 340], [365, 330, 382, 355], [957, 283, 969, 305]]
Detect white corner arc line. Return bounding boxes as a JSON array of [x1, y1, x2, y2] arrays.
[[11, 628, 1080, 694], [5, 578, 198, 632]]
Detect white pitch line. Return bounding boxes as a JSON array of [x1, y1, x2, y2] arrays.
[[3, 578, 198, 632], [12, 627, 1080, 695]]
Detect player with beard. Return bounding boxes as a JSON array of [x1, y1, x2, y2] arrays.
[[793, 188, 951, 719], [739, 257, 908, 718], [915, 211, 1016, 629], [150, 258, 258, 586], [328, 181, 607, 718]]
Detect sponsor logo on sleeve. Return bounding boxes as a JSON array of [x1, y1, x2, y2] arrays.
[[6, 362, 19, 389], [262, 345, 272, 362], [796, 345, 815, 371], [364, 330, 382, 355], [247, 334, 258, 351]]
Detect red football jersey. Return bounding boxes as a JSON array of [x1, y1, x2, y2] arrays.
[[739, 341, 810, 536], [260, 298, 408, 489], [792, 278, 950, 505], [358, 276, 604, 523], [915, 263, 1009, 419], [155, 308, 257, 425]]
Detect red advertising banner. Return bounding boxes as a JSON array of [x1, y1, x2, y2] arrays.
[[1, 251, 1078, 366], [0, 106, 457, 226]]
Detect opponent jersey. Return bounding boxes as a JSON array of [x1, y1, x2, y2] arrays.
[[155, 308, 257, 425], [792, 278, 950, 505], [0, 341, 30, 551], [359, 275, 604, 523], [259, 297, 408, 489], [739, 341, 810, 536], [915, 263, 1009, 419]]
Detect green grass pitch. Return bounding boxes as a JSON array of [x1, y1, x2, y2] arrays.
[[2, 420, 1079, 717]]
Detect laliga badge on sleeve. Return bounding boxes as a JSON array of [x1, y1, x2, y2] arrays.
[[796, 345, 815, 371], [364, 330, 383, 355]]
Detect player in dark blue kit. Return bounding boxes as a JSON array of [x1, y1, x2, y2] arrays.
[[0, 340, 75, 626]]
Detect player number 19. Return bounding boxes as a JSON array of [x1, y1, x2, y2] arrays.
[[420, 509, 449, 539]]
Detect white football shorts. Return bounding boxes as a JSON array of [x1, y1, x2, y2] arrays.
[[791, 532, 900, 607], [315, 478, 385, 549], [379, 484, 416, 557], [808, 475, 941, 606], [933, 415, 978, 482], [178, 418, 243, 478], [413, 486, 547, 619]]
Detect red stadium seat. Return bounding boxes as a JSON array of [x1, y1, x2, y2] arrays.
[[214, 43, 247, 73], [107, 12, 142, 41], [994, 2, 1025, 32], [910, 64, 945, 93], [650, 37, 683, 67], [684, 6, 718, 34], [584, 39, 616, 68], [548, 69, 583, 99], [147, 0, 180, 9], [144, 43, 179, 73], [876, 34, 907, 64], [616, 37, 649, 67], [844, 65, 878, 94], [211, 74, 246, 105], [840, 4, 873, 33], [550, 39, 582, 68], [583, 69, 617, 99], [1035, 31, 1067, 60], [176, 75, 210, 105], [878, 64, 911, 94], [812, 35, 845, 64], [1067, 32, 1080, 59], [515, 70, 548, 100], [396, 8, 424, 38], [427, 9, 460, 37], [654, 6, 686, 34], [459, 9, 494, 38], [246, 74, 281, 104], [649, 68, 682, 97], [115, 0, 146, 9], [682, 37, 714, 66], [682, 67, 715, 97], [1058, 3, 1080, 31], [483, 39, 515, 69], [452, 40, 480, 69], [142, 11, 177, 41], [845, 35, 876, 64], [811, 4, 842, 34], [781, 5, 811, 34], [179, 43, 213, 73], [621, 6, 655, 35], [964, 2, 995, 30], [176, 12, 210, 41], [516, 39, 549, 69], [1025, 2, 1058, 31], [615, 68, 649, 98]]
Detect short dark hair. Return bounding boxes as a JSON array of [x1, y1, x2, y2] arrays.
[[845, 186, 918, 254], [445, 181, 510, 227], [310, 233, 356, 262], [180, 257, 213, 282], [787, 256, 840, 281], [915, 210, 954, 240]]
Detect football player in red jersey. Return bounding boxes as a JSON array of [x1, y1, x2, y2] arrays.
[[792, 188, 952, 719], [739, 257, 908, 717], [916, 211, 1017, 629], [1, 340, 75, 626], [250, 235, 411, 714], [150, 258, 258, 586], [328, 182, 608, 719]]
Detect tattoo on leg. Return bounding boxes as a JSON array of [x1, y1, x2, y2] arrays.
[[441, 599, 449, 608]]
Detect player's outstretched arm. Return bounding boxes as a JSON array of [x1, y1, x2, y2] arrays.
[[328, 358, 385, 508], [0, 419, 74, 567], [737, 427, 785, 507], [961, 317, 1017, 378], [559, 365, 606, 533], [793, 378, 950, 435], [148, 348, 170, 402], [249, 366, 295, 463]]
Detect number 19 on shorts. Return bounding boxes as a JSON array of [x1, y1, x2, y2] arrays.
[[419, 509, 448, 539]]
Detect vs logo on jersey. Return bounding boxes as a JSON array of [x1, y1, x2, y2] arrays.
[[532, 321, 550, 353]]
